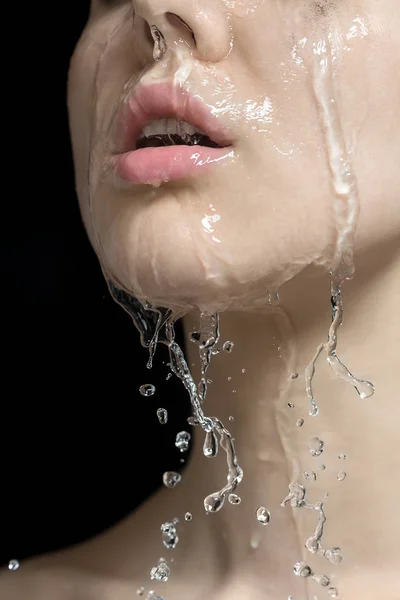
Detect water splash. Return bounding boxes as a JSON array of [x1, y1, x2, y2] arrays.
[[157, 408, 168, 425], [309, 437, 324, 457], [281, 483, 341, 566], [223, 340, 234, 353], [161, 521, 179, 549], [175, 431, 191, 453], [162, 471, 181, 489], [107, 282, 171, 369], [139, 384, 156, 397], [165, 319, 243, 513], [203, 418, 243, 513], [267, 290, 280, 306], [150, 25, 167, 62], [305, 279, 375, 416], [256, 506, 271, 525], [293, 561, 331, 589], [190, 313, 220, 402], [106, 287, 242, 516], [325, 547, 343, 565], [166, 321, 214, 432], [228, 493, 241, 505], [8, 559, 19, 571], [150, 559, 170, 582], [203, 429, 218, 458], [146, 592, 164, 600]]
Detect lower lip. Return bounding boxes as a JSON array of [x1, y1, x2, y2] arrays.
[[114, 145, 234, 185]]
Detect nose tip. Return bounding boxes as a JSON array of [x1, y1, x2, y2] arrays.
[[134, 0, 231, 63]]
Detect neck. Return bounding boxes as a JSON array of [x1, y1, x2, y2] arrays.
[[180, 236, 399, 599]]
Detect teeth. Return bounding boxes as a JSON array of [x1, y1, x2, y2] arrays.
[[138, 119, 205, 139]]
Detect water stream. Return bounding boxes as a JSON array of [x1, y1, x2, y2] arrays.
[[102, 14, 379, 600]]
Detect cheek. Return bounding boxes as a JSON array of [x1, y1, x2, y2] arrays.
[[68, 32, 104, 243], [68, 7, 139, 245]]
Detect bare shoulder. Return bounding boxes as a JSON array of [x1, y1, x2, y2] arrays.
[[0, 565, 62, 600], [0, 559, 103, 600], [0, 554, 144, 600]]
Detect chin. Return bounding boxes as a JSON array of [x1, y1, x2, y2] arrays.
[[96, 221, 313, 315]]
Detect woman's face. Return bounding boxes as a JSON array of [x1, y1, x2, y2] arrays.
[[68, 0, 399, 312]]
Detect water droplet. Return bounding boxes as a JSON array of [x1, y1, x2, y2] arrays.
[[161, 521, 179, 549], [203, 430, 218, 458], [139, 384, 156, 397], [303, 471, 317, 481], [256, 506, 271, 525], [204, 492, 225, 513], [296, 418, 304, 427], [175, 431, 191, 452], [293, 561, 312, 577], [162, 471, 181, 488], [228, 376, 232, 382], [337, 471, 346, 482], [325, 547, 343, 564], [228, 493, 241, 505], [319, 463, 326, 470], [267, 290, 280, 306], [281, 482, 306, 508], [157, 408, 168, 425], [338, 453, 347, 460], [146, 592, 165, 600], [8, 559, 19, 571], [328, 587, 339, 598], [150, 25, 167, 62], [137, 587, 145, 596], [184, 512, 192, 522], [187, 416, 199, 427], [166, 373, 172, 381], [314, 574, 330, 587], [189, 331, 201, 343], [309, 437, 324, 457], [291, 372, 299, 379], [150, 560, 170, 582], [223, 341, 234, 353], [287, 402, 295, 408], [207, 378, 213, 384], [228, 415, 234, 421], [241, 368, 246, 374]]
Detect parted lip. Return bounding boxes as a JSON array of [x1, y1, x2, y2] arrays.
[[113, 81, 234, 154]]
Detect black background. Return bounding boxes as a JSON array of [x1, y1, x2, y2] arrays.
[[0, 1, 189, 566]]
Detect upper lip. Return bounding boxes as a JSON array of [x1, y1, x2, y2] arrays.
[[112, 82, 233, 153]]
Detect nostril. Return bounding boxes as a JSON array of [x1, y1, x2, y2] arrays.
[[166, 12, 196, 45]]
